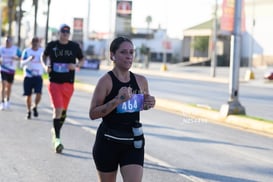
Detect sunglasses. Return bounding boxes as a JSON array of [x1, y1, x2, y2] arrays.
[[6, 38, 13, 42], [61, 30, 70, 34]]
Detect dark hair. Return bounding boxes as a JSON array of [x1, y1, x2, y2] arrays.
[[110, 36, 133, 53]]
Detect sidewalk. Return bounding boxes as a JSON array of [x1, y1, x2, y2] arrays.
[[76, 61, 273, 137], [130, 61, 273, 87]]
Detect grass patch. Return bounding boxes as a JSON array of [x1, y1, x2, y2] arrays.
[[237, 114, 273, 124], [190, 102, 273, 123], [15, 68, 81, 82], [16, 68, 49, 80]]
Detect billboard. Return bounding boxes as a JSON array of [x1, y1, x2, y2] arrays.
[[72, 17, 84, 45], [220, 0, 245, 32], [115, 0, 132, 37]]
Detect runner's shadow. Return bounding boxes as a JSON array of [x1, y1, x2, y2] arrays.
[[60, 148, 92, 160], [144, 162, 256, 182], [145, 131, 270, 150]]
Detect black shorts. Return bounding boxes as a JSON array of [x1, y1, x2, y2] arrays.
[[23, 76, 43, 96], [92, 123, 144, 172], [1, 71, 15, 83]]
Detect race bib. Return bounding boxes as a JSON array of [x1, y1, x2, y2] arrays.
[[53, 63, 69, 73], [117, 94, 144, 113], [3, 61, 13, 67]]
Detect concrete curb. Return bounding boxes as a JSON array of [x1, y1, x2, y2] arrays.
[[154, 98, 273, 137]]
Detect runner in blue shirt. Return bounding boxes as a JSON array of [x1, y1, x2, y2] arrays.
[[0, 37, 21, 110], [21, 37, 44, 119]]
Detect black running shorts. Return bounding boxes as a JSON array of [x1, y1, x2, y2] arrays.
[[92, 123, 144, 172]]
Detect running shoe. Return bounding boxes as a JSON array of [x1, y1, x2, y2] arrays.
[[54, 138, 64, 154], [4, 101, 10, 110], [0, 102, 4, 110], [26, 111, 31, 119], [32, 107, 38, 117]]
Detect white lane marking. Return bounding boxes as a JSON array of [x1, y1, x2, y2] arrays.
[[144, 153, 205, 182]]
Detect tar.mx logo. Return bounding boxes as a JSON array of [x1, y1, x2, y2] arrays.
[[181, 112, 208, 124]]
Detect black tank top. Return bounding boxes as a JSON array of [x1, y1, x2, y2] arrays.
[[103, 71, 141, 129]]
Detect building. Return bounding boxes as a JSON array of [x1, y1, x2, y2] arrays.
[[182, 0, 273, 67]]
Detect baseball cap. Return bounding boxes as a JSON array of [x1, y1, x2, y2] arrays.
[[59, 24, 70, 33], [32, 37, 39, 43]]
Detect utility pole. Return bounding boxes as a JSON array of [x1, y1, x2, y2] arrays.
[[45, 0, 51, 47], [85, 0, 91, 45], [210, 0, 218, 77], [220, 0, 245, 116], [33, 0, 38, 36]]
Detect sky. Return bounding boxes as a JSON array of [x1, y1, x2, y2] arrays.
[[36, 0, 219, 39]]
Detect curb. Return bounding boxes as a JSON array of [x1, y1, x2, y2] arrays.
[[155, 98, 273, 137]]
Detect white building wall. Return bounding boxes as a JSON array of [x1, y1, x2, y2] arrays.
[[243, 0, 273, 57]]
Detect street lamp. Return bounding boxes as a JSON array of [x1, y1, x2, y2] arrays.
[[220, 0, 245, 116]]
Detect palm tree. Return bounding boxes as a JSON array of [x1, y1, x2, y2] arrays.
[[145, 15, 152, 39], [7, 0, 15, 36], [17, 0, 23, 47], [2, 0, 22, 40], [143, 15, 152, 68]]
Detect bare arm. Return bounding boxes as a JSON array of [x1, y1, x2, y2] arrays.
[[89, 75, 117, 120], [77, 57, 85, 68], [67, 57, 85, 71], [41, 53, 51, 73], [20, 54, 34, 67]]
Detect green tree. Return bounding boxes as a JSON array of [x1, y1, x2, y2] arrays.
[[193, 36, 209, 52], [1, 0, 22, 36]]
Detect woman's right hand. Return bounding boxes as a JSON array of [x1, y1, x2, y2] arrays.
[[116, 86, 132, 102]]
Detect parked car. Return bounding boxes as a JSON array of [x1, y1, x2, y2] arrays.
[[264, 70, 273, 80]]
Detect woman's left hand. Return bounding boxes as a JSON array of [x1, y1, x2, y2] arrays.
[[143, 95, 156, 110]]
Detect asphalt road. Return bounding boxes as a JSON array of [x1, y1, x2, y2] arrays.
[[76, 65, 273, 121], [0, 81, 273, 182]]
